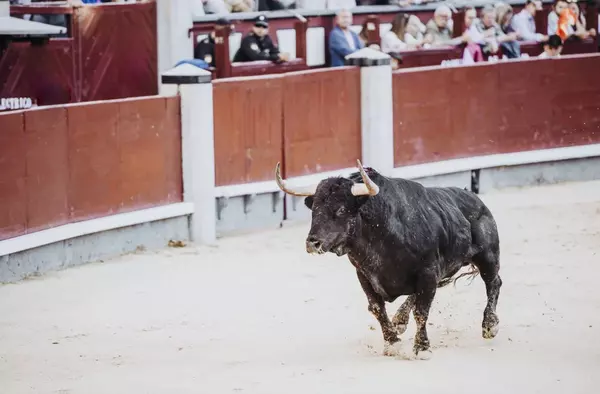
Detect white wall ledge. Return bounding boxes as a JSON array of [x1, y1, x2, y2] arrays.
[[214, 144, 600, 198], [0, 202, 194, 257]]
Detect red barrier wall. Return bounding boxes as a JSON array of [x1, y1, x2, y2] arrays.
[[0, 96, 182, 241], [393, 54, 600, 167], [283, 67, 361, 177], [212, 67, 361, 186]]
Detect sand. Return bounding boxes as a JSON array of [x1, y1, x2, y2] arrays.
[[1, 180, 600, 394]]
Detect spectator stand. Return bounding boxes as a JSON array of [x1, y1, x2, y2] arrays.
[[191, 0, 598, 76], [450, 0, 598, 58], [3, 0, 158, 106]]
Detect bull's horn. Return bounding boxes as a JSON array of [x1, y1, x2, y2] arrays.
[[274, 162, 317, 197], [351, 159, 380, 196]]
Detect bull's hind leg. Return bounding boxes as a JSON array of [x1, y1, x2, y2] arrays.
[[355, 270, 399, 356], [473, 250, 502, 339], [392, 295, 415, 336], [471, 214, 502, 339]]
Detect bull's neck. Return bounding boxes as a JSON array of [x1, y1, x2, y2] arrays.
[[347, 210, 387, 266]]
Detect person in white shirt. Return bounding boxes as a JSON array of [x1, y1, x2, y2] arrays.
[[538, 34, 563, 58], [511, 0, 548, 42], [381, 13, 428, 53]]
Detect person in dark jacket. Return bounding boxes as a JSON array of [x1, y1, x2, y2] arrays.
[[233, 14, 290, 63], [194, 17, 230, 67]]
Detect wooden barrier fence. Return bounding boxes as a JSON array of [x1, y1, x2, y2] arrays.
[[209, 53, 600, 191], [191, 0, 598, 77], [213, 67, 361, 186], [0, 96, 182, 242], [393, 54, 600, 167]]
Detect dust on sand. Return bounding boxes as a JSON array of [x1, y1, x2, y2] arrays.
[[1, 181, 600, 394]]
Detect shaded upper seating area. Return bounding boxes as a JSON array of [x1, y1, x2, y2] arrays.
[[190, 0, 599, 78]]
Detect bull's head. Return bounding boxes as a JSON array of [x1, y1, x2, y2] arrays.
[[275, 160, 379, 257]]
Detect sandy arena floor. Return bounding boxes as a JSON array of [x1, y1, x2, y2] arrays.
[[1, 180, 600, 394]]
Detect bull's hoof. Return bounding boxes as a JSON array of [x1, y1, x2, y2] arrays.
[[395, 323, 408, 336], [482, 324, 499, 339], [383, 341, 401, 357], [413, 348, 433, 360]]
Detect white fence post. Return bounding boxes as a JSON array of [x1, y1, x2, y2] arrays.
[[161, 63, 217, 245], [156, 0, 194, 95], [346, 48, 394, 176]]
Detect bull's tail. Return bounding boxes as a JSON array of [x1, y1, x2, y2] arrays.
[[437, 263, 480, 289]]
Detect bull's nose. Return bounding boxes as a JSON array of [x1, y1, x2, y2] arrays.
[[306, 235, 322, 254]]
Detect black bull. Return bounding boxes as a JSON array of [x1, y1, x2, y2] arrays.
[[275, 160, 502, 358]]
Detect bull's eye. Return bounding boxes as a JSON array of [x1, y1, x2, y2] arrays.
[[336, 207, 346, 217]]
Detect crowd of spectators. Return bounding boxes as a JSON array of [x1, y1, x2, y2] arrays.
[[196, 0, 596, 71]]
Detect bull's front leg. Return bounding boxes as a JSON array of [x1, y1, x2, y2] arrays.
[[392, 295, 415, 336], [412, 271, 437, 360], [355, 270, 399, 356]]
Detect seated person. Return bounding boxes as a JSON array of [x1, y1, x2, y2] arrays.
[[547, 0, 576, 40], [194, 17, 230, 68], [511, 0, 548, 42], [424, 5, 470, 47], [329, 9, 364, 67], [468, 5, 520, 58], [568, 1, 597, 39], [538, 34, 563, 57], [382, 13, 429, 52], [233, 15, 290, 63]]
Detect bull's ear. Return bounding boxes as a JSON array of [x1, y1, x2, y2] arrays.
[[304, 196, 314, 210]]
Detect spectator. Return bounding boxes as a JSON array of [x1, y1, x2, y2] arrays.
[[495, 3, 516, 34], [468, 4, 520, 58], [539, 34, 563, 57], [382, 13, 410, 52], [424, 5, 469, 47], [424, 5, 453, 45], [462, 7, 485, 62], [511, 0, 547, 42], [382, 13, 427, 53], [464, 6, 477, 30], [194, 17, 230, 67], [547, 0, 574, 38], [568, 1, 597, 39], [405, 14, 428, 47], [232, 15, 290, 63], [328, 9, 364, 67]]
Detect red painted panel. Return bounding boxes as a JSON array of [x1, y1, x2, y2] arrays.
[[163, 96, 184, 203], [213, 78, 284, 186], [0, 40, 75, 105], [67, 102, 121, 221], [118, 97, 178, 211], [0, 112, 27, 240], [75, 3, 158, 102], [24, 108, 70, 232], [283, 67, 361, 177]]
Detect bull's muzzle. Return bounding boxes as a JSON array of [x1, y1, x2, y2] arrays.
[[306, 235, 324, 254]]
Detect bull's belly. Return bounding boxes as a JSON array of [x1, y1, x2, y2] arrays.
[[362, 268, 416, 302]]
